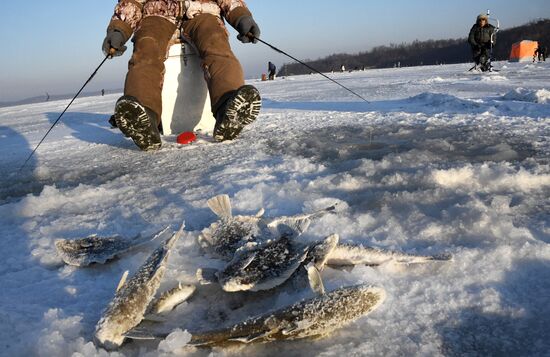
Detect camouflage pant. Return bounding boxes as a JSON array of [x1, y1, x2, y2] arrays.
[[124, 1, 244, 122]]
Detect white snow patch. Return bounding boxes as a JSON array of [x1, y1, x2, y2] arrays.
[[480, 74, 508, 81], [158, 329, 192, 353], [419, 76, 447, 84], [432, 164, 550, 192], [501, 87, 550, 104]]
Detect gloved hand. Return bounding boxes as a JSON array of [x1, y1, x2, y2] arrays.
[[102, 29, 128, 57], [235, 16, 260, 43]]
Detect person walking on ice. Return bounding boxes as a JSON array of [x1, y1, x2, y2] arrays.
[[103, 0, 262, 150], [268, 61, 276, 80]]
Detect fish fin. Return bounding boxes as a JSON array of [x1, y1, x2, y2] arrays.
[[255, 207, 265, 217], [282, 321, 313, 335], [164, 222, 185, 250], [241, 251, 257, 270], [207, 194, 232, 219], [293, 218, 311, 235], [312, 234, 340, 271], [150, 226, 171, 242], [267, 203, 338, 238], [116, 270, 129, 292], [272, 217, 311, 238], [432, 252, 454, 261], [395, 252, 453, 265], [198, 225, 216, 248], [54, 239, 66, 250], [295, 203, 339, 221], [196, 268, 218, 284], [142, 314, 168, 323], [132, 226, 171, 247], [228, 332, 268, 343], [314, 203, 339, 217], [306, 263, 326, 295], [124, 327, 167, 340], [281, 326, 298, 335], [326, 263, 355, 272]]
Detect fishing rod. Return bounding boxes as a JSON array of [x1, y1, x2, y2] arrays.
[[251, 35, 370, 103], [487, 9, 500, 71], [19, 50, 115, 172]]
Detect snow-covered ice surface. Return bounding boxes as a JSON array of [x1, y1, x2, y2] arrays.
[[0, 61, 549, 356]]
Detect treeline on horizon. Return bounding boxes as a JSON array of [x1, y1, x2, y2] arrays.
[[278, 19, 550, 76]]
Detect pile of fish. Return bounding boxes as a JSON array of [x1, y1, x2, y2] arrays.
[[55, 194, 453, 350]]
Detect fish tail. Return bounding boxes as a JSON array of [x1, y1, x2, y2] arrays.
[[207, 195, 233, 219]]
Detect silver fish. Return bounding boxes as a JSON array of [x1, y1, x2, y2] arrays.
[[149, 283, 196, 315], [188, 284, 385, 346], [94, 223, 184, 350], [55, 227, 169, 267], [216, 234, 339, 293], [326, 242, 453, 268], [199, 194, 337, 260], [217, 235, 309, 292]]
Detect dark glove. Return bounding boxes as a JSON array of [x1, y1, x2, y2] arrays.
[[235, 16, 260, 43], [102, 29, 128, 57]]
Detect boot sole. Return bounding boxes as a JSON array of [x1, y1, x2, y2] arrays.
[[214, 86, 261, 142], [114, 96, 162, 151]]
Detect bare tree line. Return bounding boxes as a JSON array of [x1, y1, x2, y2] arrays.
[[279, 19, 550, 76]]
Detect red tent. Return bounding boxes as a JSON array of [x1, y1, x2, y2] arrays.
[[509, 40, 539, 62]]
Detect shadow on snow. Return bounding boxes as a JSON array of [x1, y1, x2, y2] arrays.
[[436, 259, 550, 356]]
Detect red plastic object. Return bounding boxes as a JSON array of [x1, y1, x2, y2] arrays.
[[176, 131, 197, 145]]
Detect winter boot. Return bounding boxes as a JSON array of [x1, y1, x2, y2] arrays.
[[479, 54, 490, 72], [213, 85, 261, 142], [113, 95, 162, 151]]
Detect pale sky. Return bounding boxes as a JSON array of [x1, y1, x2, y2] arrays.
[[0, 0, 548, 102]]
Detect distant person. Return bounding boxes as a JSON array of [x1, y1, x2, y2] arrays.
[[45, 92, 50, 102], [268, 61, 276, 80], [102, 0, 262, 150], [534, 45, 547, 62], [340, 64, 346, 72], [101, 89, 105, 96], [468, 13, 496, 72]]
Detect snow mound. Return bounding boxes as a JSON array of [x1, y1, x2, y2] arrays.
[[432, 164, 550, 192], [501, 87, 550, 104], [479, 75, 508, 81], [35, 309, 91, 357], [409, 92, 481, 110], [419, 76, 447, 84]]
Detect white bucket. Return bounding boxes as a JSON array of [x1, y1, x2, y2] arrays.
[[161, 43, 216, 135]]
